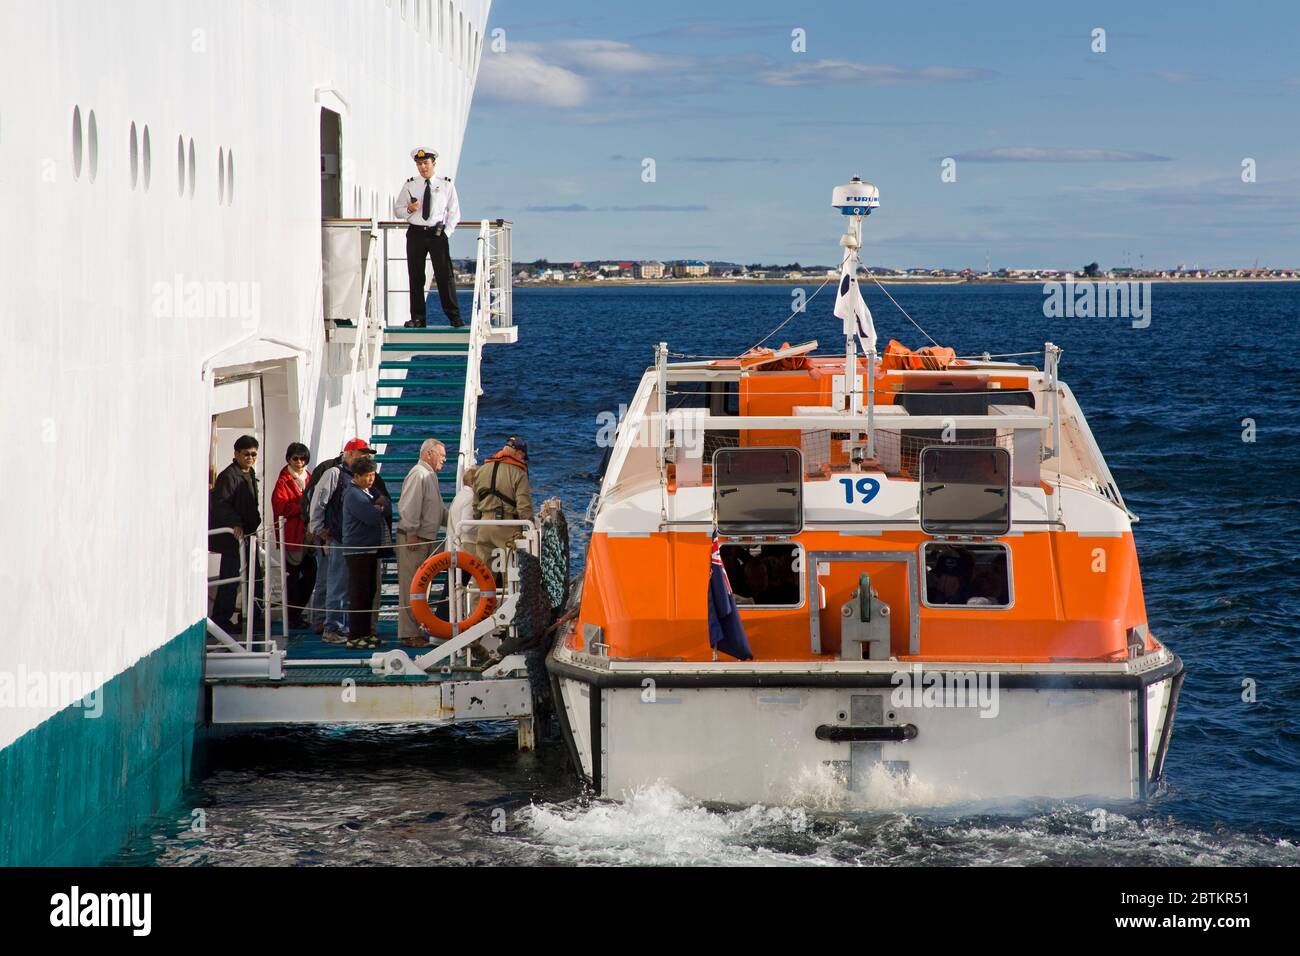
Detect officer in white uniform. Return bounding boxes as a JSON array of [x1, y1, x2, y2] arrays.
[[394, 147, 463, 327]]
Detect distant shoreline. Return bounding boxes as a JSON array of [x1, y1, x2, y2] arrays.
[[476, 276, 1300, 288]]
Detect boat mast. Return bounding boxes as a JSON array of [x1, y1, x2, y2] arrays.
[[831, 177, 880, 457], [841, 216, 862, 418]]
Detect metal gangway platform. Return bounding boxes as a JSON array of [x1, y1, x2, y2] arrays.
[[204, 217, 542, 748]]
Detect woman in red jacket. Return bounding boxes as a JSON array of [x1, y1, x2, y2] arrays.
[[272, 442, 315, 629]]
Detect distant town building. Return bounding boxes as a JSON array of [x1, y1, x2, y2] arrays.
[[636, 260, 665, 279], [672, 260, 709, 278]]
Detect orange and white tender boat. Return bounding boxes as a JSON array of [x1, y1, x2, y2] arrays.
[[546, 179, 1184, 805]]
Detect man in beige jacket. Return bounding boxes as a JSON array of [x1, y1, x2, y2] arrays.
[[397, 438, 446, 646]]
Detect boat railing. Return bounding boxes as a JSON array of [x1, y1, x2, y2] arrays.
[[351, 228, 384, 436], [642, 409, 1051, 487], [645, 341, 1119, 491], [455, 220, 495, 488], [205, 525, 281, 658], [376, 218, 513, 330], [455, 518, 540, 551]]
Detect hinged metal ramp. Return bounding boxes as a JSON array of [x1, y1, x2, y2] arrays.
[[206, 588, 537, 748], [208, 667, 536, 747]]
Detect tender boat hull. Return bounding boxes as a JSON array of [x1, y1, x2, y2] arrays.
[[549, 643, 1183, 805]]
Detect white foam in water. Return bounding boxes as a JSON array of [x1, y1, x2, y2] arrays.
[[516, 777, 1300, 867], [781, 762, 973, 811], [519, 782, 826, 866], [518, 768, 974, 867]]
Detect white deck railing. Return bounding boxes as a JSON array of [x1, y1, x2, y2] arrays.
[[456, 219, 514, 484], [377, 219, 513, 330]]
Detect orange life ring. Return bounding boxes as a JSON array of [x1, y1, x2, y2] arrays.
[[409, 550, 498, 638]]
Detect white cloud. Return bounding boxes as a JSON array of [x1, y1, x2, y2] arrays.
[[1141, 70, 1212, 84], [759, 59, 995, 87], [545, 39, 693, 74], [475, 39, 695, 109], [477, 49, 590, 107], [952, 147, 1171, 162]]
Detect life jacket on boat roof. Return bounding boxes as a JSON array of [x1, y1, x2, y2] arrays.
[[881, 338, 956, 372]]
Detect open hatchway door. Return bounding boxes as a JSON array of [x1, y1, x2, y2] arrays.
[[805, 550, 919, 792], [320, 106, 342, 219], [210, 372, 265, 490], [206, 359, 300, 632], [208, 372, 266, 631], [807, 551, 918, 659]]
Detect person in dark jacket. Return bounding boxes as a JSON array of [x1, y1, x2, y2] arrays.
[[209, 435, 262, 633], [342, 458, 391, 649]]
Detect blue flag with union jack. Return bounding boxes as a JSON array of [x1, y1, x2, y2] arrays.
[[707, 531, 754, 661]]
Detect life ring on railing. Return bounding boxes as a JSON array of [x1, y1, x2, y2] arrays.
[[409, 550, 498, 638]]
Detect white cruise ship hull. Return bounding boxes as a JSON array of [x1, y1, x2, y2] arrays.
[[0, 0, 490, 865]]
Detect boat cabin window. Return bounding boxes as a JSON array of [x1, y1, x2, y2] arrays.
[[667, 380, 739, 416], [713, 447, 803, 536], [671, 381, 739, 458], [919, 446, 1011, 536], [721, 543, 802, 608], [922, 542, 1012, 609]]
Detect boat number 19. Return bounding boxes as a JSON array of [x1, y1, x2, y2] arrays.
[[838, 477, 880, 504]]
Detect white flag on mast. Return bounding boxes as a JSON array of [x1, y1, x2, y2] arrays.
[[833, 255, 877, 354]]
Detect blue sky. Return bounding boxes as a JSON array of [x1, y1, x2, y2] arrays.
[[457, 0, 1300, 269]]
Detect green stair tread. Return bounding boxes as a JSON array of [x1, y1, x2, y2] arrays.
[[379, 340, 470, 348], [382, 325, 472, 332], [377, 348, 473, 356], [379, 359, 468, 368], [377, 386, 462, 393], [373, 434, 460, 440], [378, 379, 466, 384], [372, 417, 463, 425], [381, 332, 470, 340], [378, 357, 468, 364], [378, 374, 467, 382], [373, 436, 461, 443], [374, 399, 462, 408]]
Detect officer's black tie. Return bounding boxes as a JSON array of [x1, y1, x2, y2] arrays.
[[422, 179, 432, 221]]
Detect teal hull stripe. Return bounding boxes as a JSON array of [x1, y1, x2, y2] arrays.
[[0, 619, 206, 866]]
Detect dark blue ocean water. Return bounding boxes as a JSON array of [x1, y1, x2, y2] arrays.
[[114, 282, 1300, 865]]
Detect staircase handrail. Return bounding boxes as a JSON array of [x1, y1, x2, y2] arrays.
[[457, 221, 493, 487], [346, 222, 383, 435]]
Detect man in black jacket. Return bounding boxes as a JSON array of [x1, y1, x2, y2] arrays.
[[209, 435, 262, 633]]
